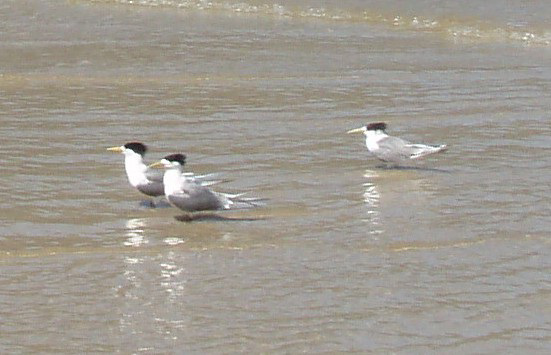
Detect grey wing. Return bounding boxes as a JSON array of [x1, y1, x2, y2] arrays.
[[145, 167, 164, 183], [169, 183, 224, 211], [406, 143, 447, 159], [183, 172, 228, 187], [377, 137, 444, 162], [136, 181, 164, 197], [375, 136, 414, 162]]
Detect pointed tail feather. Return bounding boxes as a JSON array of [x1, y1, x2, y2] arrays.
[[183, 172, 231, 187], [410, 144, 447, 160], [220, 193, 268, 209], [187, 172, 221, 180], [200, 179, 231, 187]]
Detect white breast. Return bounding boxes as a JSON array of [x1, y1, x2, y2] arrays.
[[163, 169, 183, 197], [364, 130, 387, 152], [124, 154, 149, 187]]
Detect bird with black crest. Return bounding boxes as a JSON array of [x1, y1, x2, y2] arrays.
[[107, 142, 222, 208], [149, 153, 266, 216], [347, 122, 447, 165]]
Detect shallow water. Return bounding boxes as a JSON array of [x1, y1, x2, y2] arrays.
[[1, 0, 550, 353]]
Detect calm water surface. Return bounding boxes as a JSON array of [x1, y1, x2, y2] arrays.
[[1, 0, 550, 353]]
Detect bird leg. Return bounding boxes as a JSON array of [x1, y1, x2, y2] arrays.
[[139, 200, 157, 208]]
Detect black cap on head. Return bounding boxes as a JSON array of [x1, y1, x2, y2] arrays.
[[164, 153, 186, 166], [366, 122, 387, 131], [124, 142, 147, 156]]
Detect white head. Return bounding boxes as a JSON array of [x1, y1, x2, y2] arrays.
[[107, 142, 149, 186], [347, 122, 389, 151], [157, 154, 186, 170], [107, 142, 147, 159], [149, 154, 187, 196], [347, 122, 388, 137]]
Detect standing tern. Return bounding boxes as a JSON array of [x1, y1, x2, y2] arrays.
[[347, 122, 447, 163], [107, 142, 223, 207], [149, 154, 265, 212]]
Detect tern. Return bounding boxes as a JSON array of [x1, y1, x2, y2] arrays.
[[107, 142, 223, 207], [347, 122, 447, 163], [149, 154, 265, 212]]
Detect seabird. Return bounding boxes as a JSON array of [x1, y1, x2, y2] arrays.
[[149, 154, 265, 212], [107, 142, 223, 206], [347, 122, 447, 163]]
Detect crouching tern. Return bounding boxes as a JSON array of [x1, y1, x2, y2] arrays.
[[347, 122, 447, 163], [107, 142, 223, 206], [149, 154, 265, 212]]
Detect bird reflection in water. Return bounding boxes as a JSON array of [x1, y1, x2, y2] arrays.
[[362, 170, 384, 237], [163, 237, 185, 246], [118, 248, 186, 338], [160, 251, 186, 301], [124, 218, 149, 247]]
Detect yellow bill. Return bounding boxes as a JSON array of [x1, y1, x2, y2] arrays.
[[347, 127, 365, 134], [148, 161, 163, 169]]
